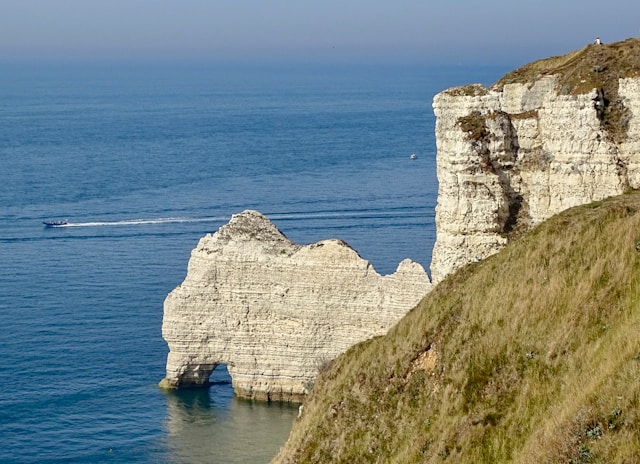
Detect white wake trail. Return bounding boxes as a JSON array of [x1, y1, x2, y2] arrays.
[[63, 216, 228, 227]]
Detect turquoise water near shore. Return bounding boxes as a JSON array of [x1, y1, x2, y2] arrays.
[[0, 62, 507, 463]]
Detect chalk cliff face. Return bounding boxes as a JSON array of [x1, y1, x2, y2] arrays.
[[430, 43, 640, 282], [160, 210, 431, 401]]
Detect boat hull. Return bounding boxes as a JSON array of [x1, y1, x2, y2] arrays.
[[43, 220, 68, 227]]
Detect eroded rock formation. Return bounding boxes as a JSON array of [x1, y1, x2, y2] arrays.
[[431, 41, 640, 282], [160, 210, 431, 401]]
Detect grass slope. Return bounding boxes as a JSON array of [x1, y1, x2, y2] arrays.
[[273, 191, 640, 463]]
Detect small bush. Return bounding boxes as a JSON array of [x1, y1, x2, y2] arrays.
[[457, 111, 488, 142]]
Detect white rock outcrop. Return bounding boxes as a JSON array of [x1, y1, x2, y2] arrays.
[[160, 210, 431, 401], [431, 74, 640, 283]]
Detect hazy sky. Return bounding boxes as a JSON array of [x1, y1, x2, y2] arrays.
[[1, 0, 638, 66]]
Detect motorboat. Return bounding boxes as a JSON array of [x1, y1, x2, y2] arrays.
[[43, 219, 68, 227]]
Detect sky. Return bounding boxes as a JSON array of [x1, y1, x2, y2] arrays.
[[1, 0, 639, 67]]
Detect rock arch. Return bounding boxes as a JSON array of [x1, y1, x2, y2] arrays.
[[159, 210, 431, 402]]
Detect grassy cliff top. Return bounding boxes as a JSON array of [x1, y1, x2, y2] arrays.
[[274, 191, 640, 463], [493, 37, 640, 95], [494, 38, 640, 144]]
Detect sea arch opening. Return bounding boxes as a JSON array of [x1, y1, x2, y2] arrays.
[[208, 363, 234, 399]]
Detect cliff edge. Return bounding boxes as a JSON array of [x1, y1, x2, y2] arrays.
[[431, 38, 640, 282], [159, 210, 430, 401]]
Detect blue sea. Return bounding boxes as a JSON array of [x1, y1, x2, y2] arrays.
[[0, 62, 506, 463]]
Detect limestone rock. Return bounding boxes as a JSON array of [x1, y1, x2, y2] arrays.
[[160, 210, 431, 401], [431, 73, 640, 283]]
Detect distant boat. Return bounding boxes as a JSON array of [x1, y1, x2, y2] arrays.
[[410, 153, 417, 160], [43, 219, 68, 227]]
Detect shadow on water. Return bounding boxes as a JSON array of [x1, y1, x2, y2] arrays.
[[161, 366, 298, 464]]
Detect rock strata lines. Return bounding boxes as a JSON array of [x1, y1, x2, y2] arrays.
[[160, 210, 431, 401], [431, 73, 640, 282]]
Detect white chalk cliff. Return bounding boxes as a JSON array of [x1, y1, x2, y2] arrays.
[[160, 210, 430, 401], [431, 40, 640, 282], [161, 39, 640, 400]]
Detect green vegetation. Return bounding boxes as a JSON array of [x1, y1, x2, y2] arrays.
[[494, 38, 640, 144], [274, 191, 640, 463]]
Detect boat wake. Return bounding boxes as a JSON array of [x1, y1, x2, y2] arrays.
[[43, 207, 431, 229], [61, 216, 229, 227]]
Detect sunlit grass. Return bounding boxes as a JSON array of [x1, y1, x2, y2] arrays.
[[274, 190, 640, 463]]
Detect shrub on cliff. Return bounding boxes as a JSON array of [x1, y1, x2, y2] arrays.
[[273, 190, 640, 463]]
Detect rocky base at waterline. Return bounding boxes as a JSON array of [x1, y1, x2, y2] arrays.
[[159, 210, 431, 401]]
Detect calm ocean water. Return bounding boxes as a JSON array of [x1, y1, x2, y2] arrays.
[[0, 62, 506, 463]]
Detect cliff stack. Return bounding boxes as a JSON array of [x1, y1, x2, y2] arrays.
[[159, 210, 431, 401]]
